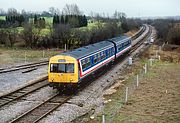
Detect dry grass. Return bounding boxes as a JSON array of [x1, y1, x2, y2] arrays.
[[0, 47, 62, 67], [86, 44, 180, 123]]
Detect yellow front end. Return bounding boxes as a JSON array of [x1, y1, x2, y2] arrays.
[[48, 55, 79, 84]]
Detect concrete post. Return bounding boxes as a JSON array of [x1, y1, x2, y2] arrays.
[[102, 114, 105, 123], [125, 87, 128, 103], [137, 74, 139, 87]]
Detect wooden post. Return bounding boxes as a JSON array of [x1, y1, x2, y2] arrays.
[[43, 50, 45, 58], [25, 52, 27, 63]]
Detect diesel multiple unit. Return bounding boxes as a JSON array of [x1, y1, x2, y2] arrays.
[[48, 35, 132, 90]]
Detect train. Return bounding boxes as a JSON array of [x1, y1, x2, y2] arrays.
[[48, 35, 133, 91]]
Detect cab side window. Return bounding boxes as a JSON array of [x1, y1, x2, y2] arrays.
[[50, 64, 58, 72]]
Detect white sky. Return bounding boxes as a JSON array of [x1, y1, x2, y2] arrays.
[[1, 0, 180, 17]]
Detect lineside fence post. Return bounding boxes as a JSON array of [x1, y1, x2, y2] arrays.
[[136, 74, 139, 87], [156, 50, 158, 58], [144, 64, 147, 74], [25, 52, 27, 63], [125, 87, 128, 103], [158, 55, 161, 61], [149, 59, 153, 66], [43, 50, 45, 58], [102, 114, 105, 123], [65, 44, 67, 51]]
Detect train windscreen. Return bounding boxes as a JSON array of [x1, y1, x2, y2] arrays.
[[50, 63, 74, 73]]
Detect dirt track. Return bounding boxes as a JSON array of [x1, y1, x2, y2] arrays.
[[118, 63, 180, 122]]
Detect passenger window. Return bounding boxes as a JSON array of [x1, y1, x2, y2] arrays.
[[118, 44, 122, 51], [101, 51, 105, 59], [94, 54, 98, 64], [82, 59, 86, 70], [98, 53, 101, 61], [112, 48, 115, 54], [86, 58, 91, 68], [107, 49, 111, 57]]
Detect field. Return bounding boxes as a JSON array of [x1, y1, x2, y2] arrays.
[[0, 15, 99, 36], [0, 16, 5, 20], [86, 45, 180, 123], [0, 47, 62, 67]]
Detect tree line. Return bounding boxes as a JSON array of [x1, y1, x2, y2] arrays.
[[0, 5, 142, 48], [146, 19, 180, 45], [53, 15, 87, 28], [0, 15, 27, 28]]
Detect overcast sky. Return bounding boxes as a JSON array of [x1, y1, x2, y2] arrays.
[[1, 0, 180, 17]]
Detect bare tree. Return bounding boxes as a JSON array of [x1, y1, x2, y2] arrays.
[[53, 24, 71, 48], [0, 29, 8, 45], [22, 22, 42, 48], [7, 8, 18, 15], [0, 8, 6, 15], [0, 28, 18, 47], [21, 9, 26, 15], [6, 28, 18, 47], [63, 4, 82, 15], [114, 10, 118, 19], [49, 7, 60, 15]]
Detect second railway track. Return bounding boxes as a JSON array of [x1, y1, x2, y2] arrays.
[[0, 77, 48, 108], [9, 94, 71, 123], [0, 61, 48, 74]]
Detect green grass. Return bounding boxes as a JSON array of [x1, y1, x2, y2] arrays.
[[79, 21, 105, 31], [44, 17, 53, 24], [0, 17, 99, 37], [0, 16, 5, 20]]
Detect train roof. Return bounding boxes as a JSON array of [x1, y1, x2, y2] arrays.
[[109, 35, 131, 44], [60, 40, 113, 59], [58, 35, 130, 59]]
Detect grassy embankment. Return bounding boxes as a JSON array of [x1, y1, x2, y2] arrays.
[[86, 45, 180, 123], [0, 47, 62, 67]]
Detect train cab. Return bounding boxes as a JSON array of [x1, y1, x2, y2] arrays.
[[48, 55, 79, 89]]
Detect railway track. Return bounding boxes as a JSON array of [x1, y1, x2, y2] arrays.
[[0, 77, 48, 108], [130, 25, 152, 54], [10, 94, 71, 123], [131, 25, 146, 40], [0, 61, 48, 74]]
